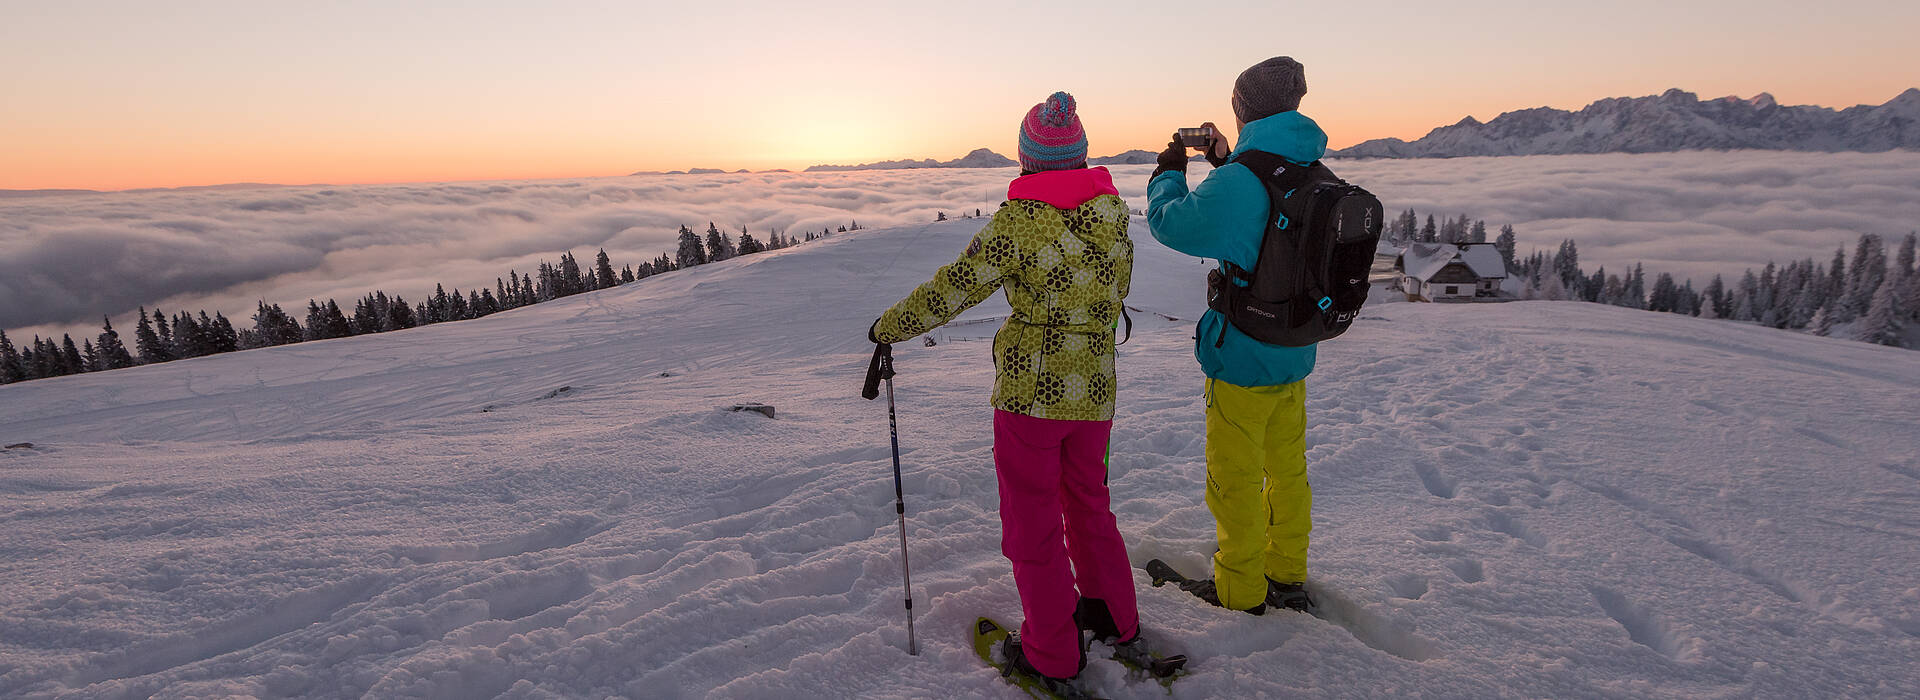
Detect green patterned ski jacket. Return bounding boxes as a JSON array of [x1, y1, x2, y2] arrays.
[[872, 167, 1134, 422]]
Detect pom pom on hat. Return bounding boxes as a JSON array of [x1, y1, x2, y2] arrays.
[[1019, 91, 1088, 172]]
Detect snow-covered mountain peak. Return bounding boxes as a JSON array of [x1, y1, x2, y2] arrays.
[[1335, 88, 1920, 158]]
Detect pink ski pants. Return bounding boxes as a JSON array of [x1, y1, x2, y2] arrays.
[[994, 409, 1139, 678]]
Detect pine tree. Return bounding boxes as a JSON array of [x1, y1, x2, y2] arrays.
[[134, 307, 171, 364], [1626, 264, 1646, 309], [677, 225, 707, 268], [1808, 301, 1831, 335], [1905, 265, 1920, 324], [1482, 226, 1512, 272], [705, 223, 731, 262], [389, 296, 416, 329], [97, 317, 135, 369], [1649, 273, 1678, 312], [568, 253, 592, 295], [172, 311, 205, 358], [1847, 234, 1886, 320], [0, 330, 23, 383], [595, 249, 618, 289], [1898, 232, 1920, 322], [153, 309, 173, 351], [306, 300, 332, 340], [1757, 262, 1778, 326], [1853, 282, 1903, 346], [253, 302, 292, 347], [738, 232, 763, 255], [1827, 245, 1850, 321], [1734, 291, 1756, 322], [211, 313, 240, 353], [1704, 275, 1728, 319], [1897, 232, 1917, 280], [82, 339, 100, 372], [1553, 240, 1580, 286], [61, 335, 83, 374], [26, 337, 55, 379], [354, 295, 384, 334], [325, 300, 352, 337], [1541, 270, 1567, 300], [1733, 270, 1759, 319], [621, 264, 635, 284]]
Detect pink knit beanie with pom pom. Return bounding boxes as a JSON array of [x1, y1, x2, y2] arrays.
[[1018, 92, 1088, 172]]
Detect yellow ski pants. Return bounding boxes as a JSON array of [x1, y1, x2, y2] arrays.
[[1204, 377, 1311, 611]]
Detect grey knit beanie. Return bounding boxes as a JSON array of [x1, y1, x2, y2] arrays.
[[1231, 56, 1307, 123]]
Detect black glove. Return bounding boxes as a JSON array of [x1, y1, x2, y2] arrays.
[[867, 319, 882, 344], [1204, 138, 1230, 168], [1153, 137, 1187, 178]]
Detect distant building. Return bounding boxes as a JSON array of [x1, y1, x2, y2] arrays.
[[1395, 242, 1508, 302]]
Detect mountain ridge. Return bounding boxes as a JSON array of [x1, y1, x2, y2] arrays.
[[1332, 88, 1920, 158]]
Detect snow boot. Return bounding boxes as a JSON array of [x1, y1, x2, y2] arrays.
[[1073, 597, 1188, 680], [1000, 635, 1094, 700], [1265, 578, 1316, 613], [1073, 597, 1126, 641], [1180, 578, 1266, 616]]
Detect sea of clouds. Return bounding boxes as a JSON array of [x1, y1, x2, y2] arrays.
[[4, 150, 1917, 342]]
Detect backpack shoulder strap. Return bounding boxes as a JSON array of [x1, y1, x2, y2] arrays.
[[1230, 150, 1321, 193]]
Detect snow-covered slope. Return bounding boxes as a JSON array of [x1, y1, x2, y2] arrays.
[[1335, 88, 1920, 158], [2, 219, 1917, 699]]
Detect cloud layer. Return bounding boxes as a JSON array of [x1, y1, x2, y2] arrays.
[[1333, 150, 1920, 285], [5, 151, 1917, 341]]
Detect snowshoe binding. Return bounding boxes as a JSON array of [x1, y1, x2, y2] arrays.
[[1073, 598, 1188, 687], [1266, 577, 1318, 613]]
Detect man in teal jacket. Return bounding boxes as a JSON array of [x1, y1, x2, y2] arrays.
[[1146, 56, 1322, 615]]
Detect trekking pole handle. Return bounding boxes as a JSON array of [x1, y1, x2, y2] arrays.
[[861, 343, 893, 400]]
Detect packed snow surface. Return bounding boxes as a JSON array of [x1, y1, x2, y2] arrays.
[[2, 218, 1917, 698]]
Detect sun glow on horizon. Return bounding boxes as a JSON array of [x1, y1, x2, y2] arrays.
[[2, 1, 1915, 190]]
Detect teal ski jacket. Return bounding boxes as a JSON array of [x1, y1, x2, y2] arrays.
[[1146, 111, 1328, 388]]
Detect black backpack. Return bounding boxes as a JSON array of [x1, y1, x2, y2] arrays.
[[1206, 151, 1382, 347]]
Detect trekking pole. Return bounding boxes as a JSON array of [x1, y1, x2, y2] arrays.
[[862, 343, 918, 655]]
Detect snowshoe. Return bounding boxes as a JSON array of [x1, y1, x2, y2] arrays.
[[972, 617, 1104, 700], [1145, 559, 1265, 616]]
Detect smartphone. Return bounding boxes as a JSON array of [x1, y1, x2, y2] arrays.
[[1176, 127, 1212, 148]]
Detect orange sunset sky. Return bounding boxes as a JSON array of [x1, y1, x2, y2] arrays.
[[3, 0, 1916, 191]]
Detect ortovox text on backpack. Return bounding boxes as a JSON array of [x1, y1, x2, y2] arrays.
[[1205, 151, 1381, 347]]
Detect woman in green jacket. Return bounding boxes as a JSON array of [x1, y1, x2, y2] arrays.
[[869, 92, 1140, 693]]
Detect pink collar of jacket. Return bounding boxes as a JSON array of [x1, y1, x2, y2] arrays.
[[1006, 167, 1118, 209]]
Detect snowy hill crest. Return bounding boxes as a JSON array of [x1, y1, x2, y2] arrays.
[[2, 220, 1917, 698], [1335, 88, 1920, 158]]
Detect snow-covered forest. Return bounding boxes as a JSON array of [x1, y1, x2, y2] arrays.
[[0, 222, 861, 386]]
